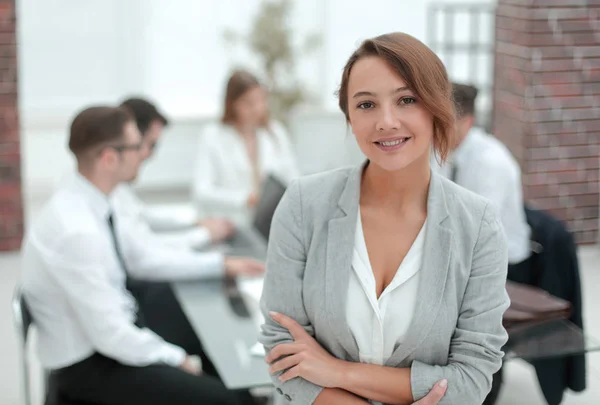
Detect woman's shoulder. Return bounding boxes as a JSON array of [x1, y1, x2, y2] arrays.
[[436, 174, 499, 230], [295, 166, 354, 197], [281, 166, 355, 215]]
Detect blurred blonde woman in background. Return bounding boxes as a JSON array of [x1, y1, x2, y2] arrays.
[[192, 70, 299, 225]]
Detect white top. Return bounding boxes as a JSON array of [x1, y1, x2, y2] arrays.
[[436, 127, 531, 264], [347, 209, 426, 391], [191, 121, 299, 225], [112, 184, 211, 250], [21, 173, 225, 369]]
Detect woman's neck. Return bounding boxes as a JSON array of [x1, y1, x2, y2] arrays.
[[360, 157, 431, 214], [233, 123, 257, 139]]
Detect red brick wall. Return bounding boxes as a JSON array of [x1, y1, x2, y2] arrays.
[[0, 0, 22, 251], [493, 0, 600, 244]]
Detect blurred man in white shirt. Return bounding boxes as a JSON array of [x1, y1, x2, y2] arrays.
[[22, 106, 263, 405], [116, 97, 235, 249], [437, 83, 531, 270]]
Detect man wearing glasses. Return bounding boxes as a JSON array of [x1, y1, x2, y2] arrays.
[[115, 98, 236, 249], [21, 106, 262, 405]]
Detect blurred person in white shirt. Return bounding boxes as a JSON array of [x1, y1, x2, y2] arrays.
[[115, 97, 235, 249], [191, 70, 300, 225], [21, 106, 263, 405], [437, 83, 531, 270]]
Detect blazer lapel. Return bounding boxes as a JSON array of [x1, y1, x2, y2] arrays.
[[324, 164, 363, 360], [386, 173, 453, 366]]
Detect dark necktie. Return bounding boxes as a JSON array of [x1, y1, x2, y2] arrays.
[[107, 212, 145, 326], [107, 213, 127, 271]]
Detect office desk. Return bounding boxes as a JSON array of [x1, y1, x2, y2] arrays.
[[173, 278, 272, 390]]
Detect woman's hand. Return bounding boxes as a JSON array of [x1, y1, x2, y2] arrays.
[[266, 312, 346, 388]]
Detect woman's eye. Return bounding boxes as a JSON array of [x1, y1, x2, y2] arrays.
[[357, 102, 374, 109], [399, 97, 416, 105]]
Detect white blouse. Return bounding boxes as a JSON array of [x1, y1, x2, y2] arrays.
[[347, 209, 427, 387], [191, 121, 299, 225]]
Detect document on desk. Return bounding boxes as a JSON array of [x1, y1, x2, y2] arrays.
[[237, 277, 266, 357]]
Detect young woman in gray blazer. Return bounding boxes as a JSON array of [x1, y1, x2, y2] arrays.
[[259, 32, 510, 405]]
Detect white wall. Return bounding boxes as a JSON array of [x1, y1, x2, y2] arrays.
[[17, 0, 495, 199]]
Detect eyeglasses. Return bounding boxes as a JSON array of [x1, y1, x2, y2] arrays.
[[107, 142, 143, 153]]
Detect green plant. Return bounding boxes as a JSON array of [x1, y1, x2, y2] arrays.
[[223, 0, 321, 124]]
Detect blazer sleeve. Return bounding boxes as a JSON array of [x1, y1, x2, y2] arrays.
[[259, 180, 324, 404], [410, 202, 510, 405]]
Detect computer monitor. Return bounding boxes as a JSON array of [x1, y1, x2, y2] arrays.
[[252, 174, 287, 240]]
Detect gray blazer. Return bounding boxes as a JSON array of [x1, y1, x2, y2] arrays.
[[259, 163, 510, 405]]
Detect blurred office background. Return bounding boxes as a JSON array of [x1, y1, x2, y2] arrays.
[[1, 0, 599, 404]]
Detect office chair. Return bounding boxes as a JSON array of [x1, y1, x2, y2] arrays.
[[12, 287, 102, 405], [12, 285, 40, 405]]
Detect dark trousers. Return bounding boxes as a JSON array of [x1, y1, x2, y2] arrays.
[[48, 280, 255, 405], [507, 255, 534, 285]]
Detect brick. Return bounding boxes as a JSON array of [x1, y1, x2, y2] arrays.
[[534, 119, 600, 134], [0, 159, 20, 183], [0, 210, 22, 237], [533, 107, 599, 122], [528, 32, 600, 47], [496, 16, 532, 32], [0, 237, 22, 252], [576, 206, 600, 219], [495, 53, 531, 72], [0, 42, 15, 59], [499, 0, 535, 6], [534, 71, 587, 84], [0, 4, 14, 33], [497, 4, 534, 20], [529, 195, 566, 210], [533, 46, 600, 59], [561, 181, 600, 196], [531, 18, 594, 33], [532, 0, 594, 6], [532, 8, 592, 20], [494, 70, 530, 98], [0, 141, 19, 155], [574, 231, 598, 245], [527, 156, 599, 172], [567, 218, 599, 233], [531, 83, 585, 97], [531, 94, 599, 109], [525, 169, 598, 185], [572, 193, 600, 207], [0, 105, 19, 132], [527, 184, 560, 199], [495, 100, 528, 122], [533, 58, 600, 73]]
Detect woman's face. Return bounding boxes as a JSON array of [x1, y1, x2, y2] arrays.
[[233, 85, 268, 128], [347, 56, 434, 172]]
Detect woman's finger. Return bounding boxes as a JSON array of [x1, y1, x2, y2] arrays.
[[279, 365, 301, 382], [269, 353, 303, 375], [265, 343, 303, 363]]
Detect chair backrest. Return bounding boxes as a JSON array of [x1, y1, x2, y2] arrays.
[[12, 286, 33, 346], [13, 285, 35, 405]]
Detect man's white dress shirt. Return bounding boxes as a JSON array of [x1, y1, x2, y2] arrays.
[[436, 127, 531, 264], [112, 184, 211, 250], [22, 174, 224, 370]]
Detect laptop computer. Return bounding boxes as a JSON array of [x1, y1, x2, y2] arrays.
[[225, 174, 287, 259]]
